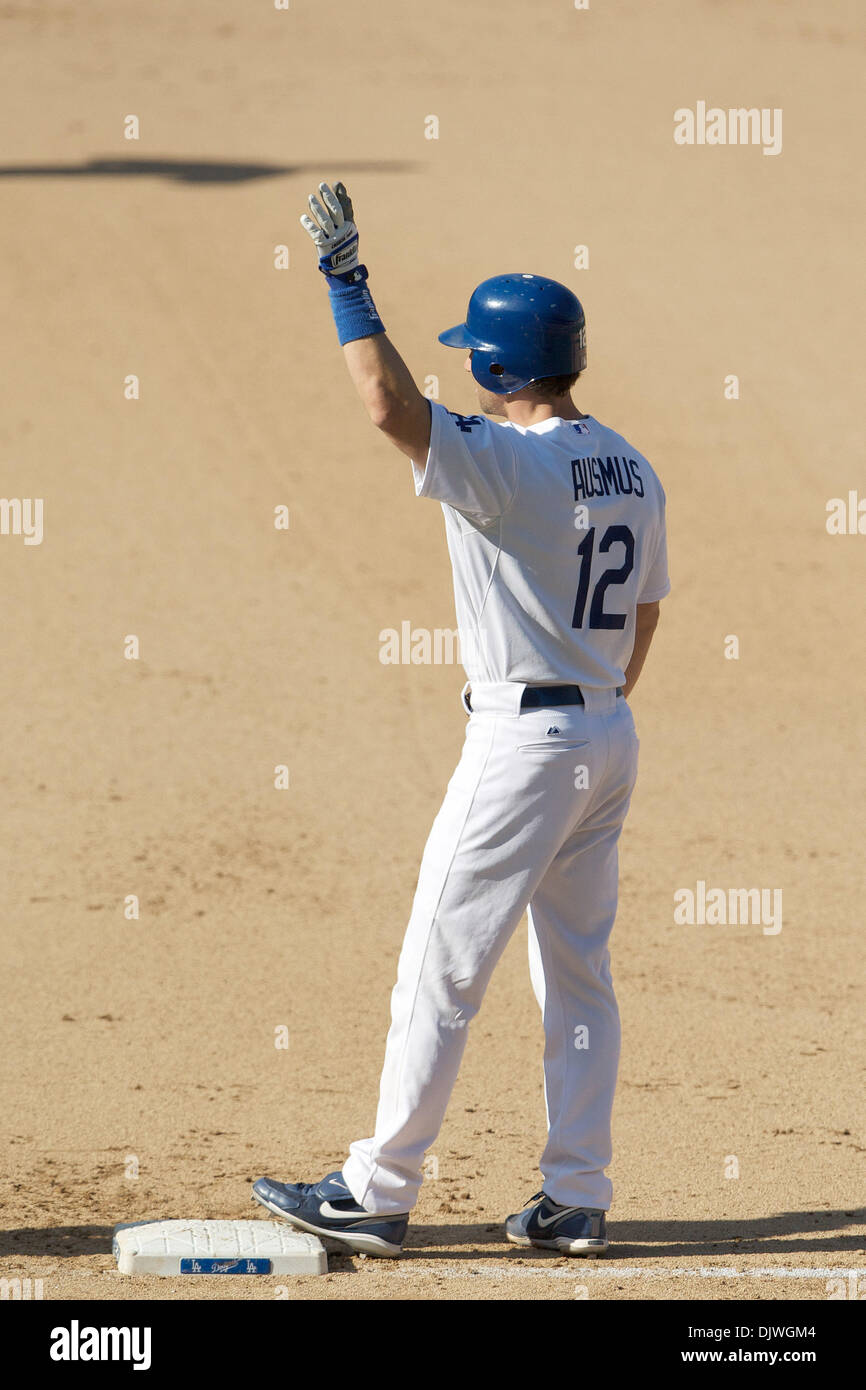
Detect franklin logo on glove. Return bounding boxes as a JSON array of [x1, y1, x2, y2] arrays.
[[300, 181, 386, 346], [300, 181, 361, 283]]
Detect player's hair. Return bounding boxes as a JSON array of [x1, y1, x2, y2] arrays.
[[524, 371, 581, 399]]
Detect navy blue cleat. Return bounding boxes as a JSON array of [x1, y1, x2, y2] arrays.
[[251, 1171, 409, 1258], [505, 1191, 608, 1256]]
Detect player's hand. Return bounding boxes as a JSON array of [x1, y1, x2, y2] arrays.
[[300, 181, 361, 282]]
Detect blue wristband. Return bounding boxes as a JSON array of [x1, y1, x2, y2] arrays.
[[324, 264, 386, 346]]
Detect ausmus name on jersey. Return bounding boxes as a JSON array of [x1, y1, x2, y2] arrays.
[[411, 402, 670, 691]]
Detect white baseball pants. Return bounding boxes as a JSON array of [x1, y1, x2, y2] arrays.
[[342, 680, 639, 1214]]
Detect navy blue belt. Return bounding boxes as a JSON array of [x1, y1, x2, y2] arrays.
[[519, 684, 623, 710]]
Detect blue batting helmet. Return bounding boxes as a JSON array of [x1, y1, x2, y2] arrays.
[[438, 273, 587, 395]]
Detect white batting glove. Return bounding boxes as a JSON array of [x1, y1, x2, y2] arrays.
[[300, 181, 361, 282]]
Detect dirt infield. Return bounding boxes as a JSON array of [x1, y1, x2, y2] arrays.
[[1, 0, 863, 1304]]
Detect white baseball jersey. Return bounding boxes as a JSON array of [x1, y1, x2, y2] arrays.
[[411, 401, 670, 690], [344, 401, 669, 1219]]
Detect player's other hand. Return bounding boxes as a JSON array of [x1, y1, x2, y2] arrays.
[[301, 181, 361, 282]]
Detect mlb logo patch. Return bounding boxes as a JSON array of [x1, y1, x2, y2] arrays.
[[573, 421, 590, 435]]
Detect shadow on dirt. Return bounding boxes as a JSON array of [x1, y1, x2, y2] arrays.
[[0, 1225, 114, 1258], [404, 1208, 866, 1260], [3, 1208, 862, 1262], [0, 156, 417, 185]]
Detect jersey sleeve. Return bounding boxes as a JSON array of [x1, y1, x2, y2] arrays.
[[637, 485, 671, 602], [410, 401, 519, 525]]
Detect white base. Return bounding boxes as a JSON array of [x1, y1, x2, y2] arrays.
[[113, 1219, 327, 1276]]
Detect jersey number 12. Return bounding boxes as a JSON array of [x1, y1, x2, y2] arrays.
[[571, 525, 634, 630]]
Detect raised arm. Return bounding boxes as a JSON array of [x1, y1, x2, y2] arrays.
[[341, 335, 431, 461], [301, 181, 432, 461]]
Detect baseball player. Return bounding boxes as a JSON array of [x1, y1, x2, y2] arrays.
[[253, 182, 670, 1257]]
